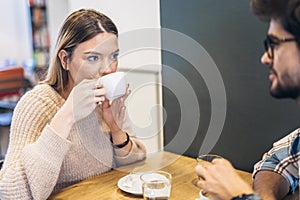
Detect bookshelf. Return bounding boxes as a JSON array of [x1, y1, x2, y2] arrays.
[[29, 0, 49, 80]]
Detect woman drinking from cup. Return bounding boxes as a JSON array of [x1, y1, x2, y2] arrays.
[[0, 9, 146, 200]]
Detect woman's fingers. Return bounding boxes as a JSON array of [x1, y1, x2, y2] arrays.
[[93, 83, 106, 105], [118, 105, 126, 120], [95, 96, 105, 105], [124, 84, 131, 99]]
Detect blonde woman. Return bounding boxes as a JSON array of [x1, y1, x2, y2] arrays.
[[0, 9, 146, 200]]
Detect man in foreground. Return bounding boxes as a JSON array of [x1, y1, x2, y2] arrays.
[[195, 0, 300, 199]]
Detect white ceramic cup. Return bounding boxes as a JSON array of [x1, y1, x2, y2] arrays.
[[199, 189, 211, 200], [140, 171, 172, 200], [99, 72, 126, 100]]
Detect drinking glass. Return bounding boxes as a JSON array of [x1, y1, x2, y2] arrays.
[[140, 171, 172, 200], [196, 154, 222, 165], [195, 154, 222, 199]]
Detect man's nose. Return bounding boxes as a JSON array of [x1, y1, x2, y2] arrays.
[[261, 51, 272, 66]]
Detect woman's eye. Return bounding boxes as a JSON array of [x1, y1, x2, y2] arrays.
[[87, 56, 99, 62], [111, 52, 119, 60]]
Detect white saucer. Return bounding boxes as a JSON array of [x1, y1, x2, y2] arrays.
[[117, 173, 143, 195]]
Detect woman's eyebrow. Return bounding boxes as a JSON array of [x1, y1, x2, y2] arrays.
[[83, 49, 119, 55], [83, 51, 102, 55]]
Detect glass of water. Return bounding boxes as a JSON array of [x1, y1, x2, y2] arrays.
[[140, 171, 172, 200]]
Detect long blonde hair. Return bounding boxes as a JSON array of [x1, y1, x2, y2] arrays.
[[43, 9, 118, 95]]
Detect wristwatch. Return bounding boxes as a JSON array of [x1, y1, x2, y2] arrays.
[[231, 193, 261, 200]]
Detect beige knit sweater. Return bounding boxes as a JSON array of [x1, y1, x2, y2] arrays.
[[0, 84, 146, 200]]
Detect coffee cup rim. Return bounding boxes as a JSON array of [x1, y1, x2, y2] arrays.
[[199, 189, 210, 200]]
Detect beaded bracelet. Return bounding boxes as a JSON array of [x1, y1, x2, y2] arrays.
[[111, 132, 130, 149]]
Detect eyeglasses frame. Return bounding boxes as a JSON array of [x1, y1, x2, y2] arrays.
[[264, 35, 297, 59]]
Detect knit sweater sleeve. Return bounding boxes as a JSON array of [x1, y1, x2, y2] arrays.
[[114, 137, 147, 166], [113, 116, 147, 166], [0, 86, 71, 200]]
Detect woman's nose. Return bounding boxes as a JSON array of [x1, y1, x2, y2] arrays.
[[102, 66, 114, 74], [101, 62, 118, 76]]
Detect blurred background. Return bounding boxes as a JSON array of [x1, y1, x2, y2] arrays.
[[1, 0, 300, 172]]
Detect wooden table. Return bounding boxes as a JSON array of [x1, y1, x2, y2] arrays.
[[49, 151, 253, 200]]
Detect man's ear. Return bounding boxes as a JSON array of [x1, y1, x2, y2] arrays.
[[58, 49, 69, 71]]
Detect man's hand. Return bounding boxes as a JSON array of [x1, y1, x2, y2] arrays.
[[195, 158, 253, 200]]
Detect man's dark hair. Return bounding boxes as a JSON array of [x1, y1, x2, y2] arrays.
[[250, 0, 300, 46]]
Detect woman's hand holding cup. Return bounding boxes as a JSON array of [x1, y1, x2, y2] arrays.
[[66, 79, 101, 122], [50, 79, 101, 138], [96, 72, 128, 132]]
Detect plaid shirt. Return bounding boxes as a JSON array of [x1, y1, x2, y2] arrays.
[[253, 128, 300, 192]]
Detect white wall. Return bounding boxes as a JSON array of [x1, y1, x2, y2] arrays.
[[68, 0, 160, 33], [47, 0, 163, 154], [46, 0, 69, 56], [0, 0, 32, 65]]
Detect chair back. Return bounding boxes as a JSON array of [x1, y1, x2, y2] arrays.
[[0, 67, 24, 98]]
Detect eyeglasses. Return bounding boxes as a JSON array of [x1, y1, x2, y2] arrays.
[[264, 35, 297, 59]]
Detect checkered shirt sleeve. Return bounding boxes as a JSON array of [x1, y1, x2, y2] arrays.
[[253, 128, 300, 193]]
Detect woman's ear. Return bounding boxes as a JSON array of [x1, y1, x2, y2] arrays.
[[58, 49, 69, 71]]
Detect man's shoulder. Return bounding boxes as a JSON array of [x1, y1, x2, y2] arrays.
[[266, 128, 300, 158], [273, 128, 300, 148]]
